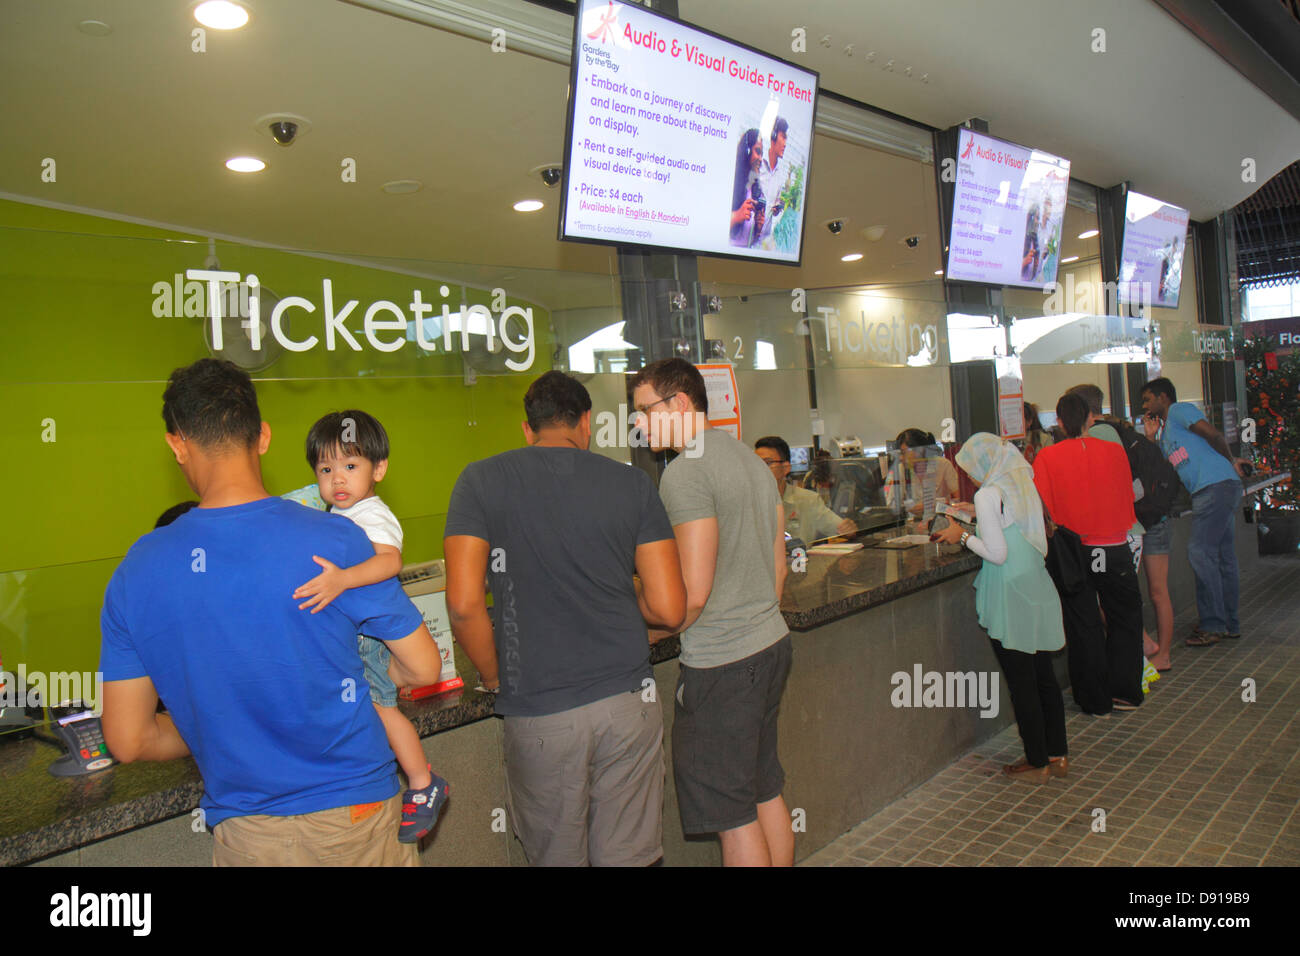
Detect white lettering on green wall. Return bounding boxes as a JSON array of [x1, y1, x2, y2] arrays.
[[167, 270, 537, 370]]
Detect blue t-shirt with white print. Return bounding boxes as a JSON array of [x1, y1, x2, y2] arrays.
[[100, 497, 422, 828], [1158, 402, 1238, 494]]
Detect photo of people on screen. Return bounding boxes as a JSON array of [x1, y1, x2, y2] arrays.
[[729, 117, 804, 254], [1019, 178, 1065, 285], [1158, 236, 1182, 304], [730, 128, 763, 247]]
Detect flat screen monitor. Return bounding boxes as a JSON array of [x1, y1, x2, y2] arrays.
[[1117, 190, 1191, 309], [945, 128, 1072, 289], [560, 0, 819, 264], [789, 444, 811, 475]]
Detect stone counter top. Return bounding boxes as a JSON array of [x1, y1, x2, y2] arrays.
[[0, 635, 685, 866], [0, 527, 985, 865]]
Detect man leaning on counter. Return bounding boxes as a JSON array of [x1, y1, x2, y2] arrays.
[[755, 436, 857, 542]]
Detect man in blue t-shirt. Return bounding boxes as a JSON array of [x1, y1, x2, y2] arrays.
[[100, 358, 443, 866], [1141, 377, 1250, 647]]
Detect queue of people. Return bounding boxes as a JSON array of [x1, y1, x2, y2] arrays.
[[99, 358, 793, 868], [96, 356, 1251, 864]]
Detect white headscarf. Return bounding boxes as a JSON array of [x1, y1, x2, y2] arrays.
[[955, 433, 1049, 557]]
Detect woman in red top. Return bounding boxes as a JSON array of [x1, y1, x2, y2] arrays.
[[1032, 393, 1144, 715]]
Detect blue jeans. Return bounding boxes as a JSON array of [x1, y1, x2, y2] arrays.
[[1188, 479, 1242, 634]]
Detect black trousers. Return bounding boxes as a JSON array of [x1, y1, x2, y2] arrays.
[[989, 639, 1067, 767], [1051, 541, 1144, 714]]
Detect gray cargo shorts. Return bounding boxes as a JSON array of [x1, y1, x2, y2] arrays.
[[503, 688, 664, 866]]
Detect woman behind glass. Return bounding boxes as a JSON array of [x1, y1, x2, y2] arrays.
[[933, 433, 1068, 784]]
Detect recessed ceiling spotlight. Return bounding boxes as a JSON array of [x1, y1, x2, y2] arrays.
[[841, 253, 863, 262], [514, 200, 544, 212], [225, 157, 265, 172], [934, 270, 944, 276], [861, 224, 886, 242], [1077, 229, 1099, 240], [77, 20, 112, 36], [195, 1, 249, 30], [382, 180, 422, 194], [1061, 255, 1080, 264]]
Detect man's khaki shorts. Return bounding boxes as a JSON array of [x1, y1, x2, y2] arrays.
[[212, 793, 418, 866], [503, 688, 664, 866]]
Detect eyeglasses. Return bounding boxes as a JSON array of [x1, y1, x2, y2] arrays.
[[758, 457, 787, 468], [634, 392, 679, 415]]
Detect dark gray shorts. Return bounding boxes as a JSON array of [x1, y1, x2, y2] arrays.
[[503, 688, 664, 866], [672, 634, 792, 835]]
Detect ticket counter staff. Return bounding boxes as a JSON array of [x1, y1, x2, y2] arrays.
[[884, 427, 961, 517], [755, 436, 856, 542]]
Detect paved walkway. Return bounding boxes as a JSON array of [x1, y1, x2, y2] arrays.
[[803, 555, 1300, 867]]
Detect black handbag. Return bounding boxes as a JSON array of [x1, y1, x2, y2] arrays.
[[1045, 524, 1088, 596]]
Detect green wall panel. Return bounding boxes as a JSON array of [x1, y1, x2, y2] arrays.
[[0, 199, 554, 677]]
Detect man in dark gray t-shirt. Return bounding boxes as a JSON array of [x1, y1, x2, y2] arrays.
[[631, 358, 793, 867], [444, 371, 685, 866]]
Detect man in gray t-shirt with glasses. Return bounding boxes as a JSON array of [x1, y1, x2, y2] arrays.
[[631, 358, 793, 867]]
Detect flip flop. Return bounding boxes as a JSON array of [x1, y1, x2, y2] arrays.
[[1185, 632, 1220, 647], [1156, 665, 1173, 673]]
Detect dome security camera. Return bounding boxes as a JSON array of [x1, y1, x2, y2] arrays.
[[826, 220, 844, 235], [269, 121, 299, 146], [904, 235, 920, 248], [540, 166, 562, 187]]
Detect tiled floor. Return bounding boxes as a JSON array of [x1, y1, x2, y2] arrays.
[[803, 555, 1300, 867]]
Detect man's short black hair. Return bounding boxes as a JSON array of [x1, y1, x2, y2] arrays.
[[771, 116, 789, 142], [1067, 383, 1105, 416], [305, 410, 390, 468], [1141, 377, 1177, 404], [1056, 392, 1090, 439], [523, 371, 592, 432], [755, 436, 790, 461], [162, 358, 262, 451], [631, 358, 709, 414]]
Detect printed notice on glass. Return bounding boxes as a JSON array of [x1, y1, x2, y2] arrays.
[[697, 363, 740, 439], [946, 129, 1071, 290], [562, 0, 818, 263]]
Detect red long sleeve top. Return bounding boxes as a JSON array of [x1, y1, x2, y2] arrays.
[[1032, 436, 1137, 546]]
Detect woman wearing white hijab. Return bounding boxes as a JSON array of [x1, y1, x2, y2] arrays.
[[934, 433, 1068, 784]]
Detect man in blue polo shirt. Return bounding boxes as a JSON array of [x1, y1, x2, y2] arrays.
[[1141, 377, 1249, 647], [100, 358, 442, 866]]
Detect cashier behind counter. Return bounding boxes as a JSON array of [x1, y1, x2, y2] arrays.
[[755, 436, 857, 542]]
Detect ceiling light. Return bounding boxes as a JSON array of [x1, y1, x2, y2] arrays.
[[841, 253, 863, 262], [934, 270, 944, 276], [382, 180, 422, 194], [195, 1, 249, 30], [1077, 229, 1099, 240], [225, 157, 265, 172], [77, 20, 112, 36], [1061, 255, 1080, 264], [514, 200, 544, 212], [861, 224, 886, 242]]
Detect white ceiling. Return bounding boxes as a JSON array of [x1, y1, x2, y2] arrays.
[[0, 0, 1295, 308]]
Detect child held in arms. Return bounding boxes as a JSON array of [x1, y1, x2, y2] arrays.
[[284, 410, 449, 844]]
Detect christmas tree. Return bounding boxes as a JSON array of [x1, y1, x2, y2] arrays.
[[1243, 334, 1300, 509]]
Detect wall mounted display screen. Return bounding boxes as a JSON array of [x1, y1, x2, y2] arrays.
[[946, 128, 1072, 289], [1117, 190, 1191, 309], [559, 0, 818, 264]]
